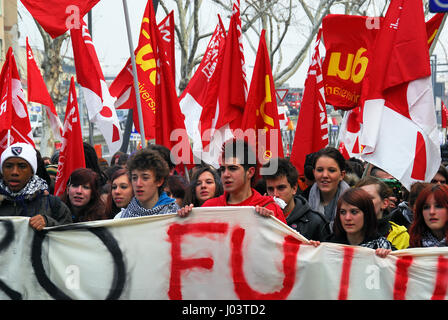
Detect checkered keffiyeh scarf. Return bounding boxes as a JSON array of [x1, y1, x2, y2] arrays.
[[120, 196, 179, 218], [360, 236, 392, 250], [421, 231, 447, 248], [0, 175, 48, 200]]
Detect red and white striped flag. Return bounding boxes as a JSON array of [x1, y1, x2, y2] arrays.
[[71, 20, 123, 155], [26, 38, 63, 140], [290, 30, 328, 175]]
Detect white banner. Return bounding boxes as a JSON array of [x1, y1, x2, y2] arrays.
[[0, 207, 447, 300]]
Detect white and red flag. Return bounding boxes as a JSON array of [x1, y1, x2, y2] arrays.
[[359, 0, 440, 190], [20, 0, 100, 38], [54, 77, 86, 197], [338, 106, 363, 159], [71, 19, 123, 155], [26, 38, 63, 140], [178, 17, 226, 160], [290, 30, 328, 175], [0, 47, 35, 154]]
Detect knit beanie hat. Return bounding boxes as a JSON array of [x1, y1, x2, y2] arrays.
[[46, 164, 58, 176], [1, 143, 37, 174]]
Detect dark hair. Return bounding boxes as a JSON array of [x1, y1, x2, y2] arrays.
[[408, 182, 429, 208], [165, 175, 188, 199], [182, 166, 223, 207], [117, 153, 129, 167], [333, 188, 378, 242], [127, 149, 170, 194], [111, 151, 125, 166], [220, 139, 257, 184], [83, 142, 107, 186], [61, 167, 106, 222], [304, 152, 316, 181], [355, 176, 392, 201], [409, 184, 448, 247], [104, 168, 132, 218], [432, 165, 448, 183], [104, 165, 123, 182], [313, 147, 346, 172], [50, 150, 60, 165], [262, 158, 299, 188], [346, 159, 364, 179], [34, 148, 52, 190], [147, 144, 175, 170]]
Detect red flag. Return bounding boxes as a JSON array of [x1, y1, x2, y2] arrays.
[[109, 0, 160, 140], [426, 13, 446, 49], [322, 15, 380, 110], [231, 0, 248, 97], [158, 11, 175, 82], [70, 19, 123, 155], [178, 17, 226, 160], [20, 0, 100, 38], [214, 14, 246, 131], [360, 0, 440, 190], [153, 10, 194, 173], [290, 30, 328, 175], [442, 100, 448, 129], [26, 38, 63, 140], [54, 77, 86, 196], [0, 47, 35, 153], [241, 30, 284, 164]]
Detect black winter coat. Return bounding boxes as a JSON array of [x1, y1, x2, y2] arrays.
[[286, 195, 331, 241]]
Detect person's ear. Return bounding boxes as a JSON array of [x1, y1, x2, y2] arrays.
[[247, 167, 255, 180], [156, 178, 165, 188]]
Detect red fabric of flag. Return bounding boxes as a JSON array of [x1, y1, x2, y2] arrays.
[[241, 30, 284, 164], [158, 11, 176, 82], [26, 38, 63, 140], [0, 47, 35, 153], [290, 30, 328, 175], [54, 77, 86, 196], [442, 100, 448, 129], [20, 0, 100, 38]]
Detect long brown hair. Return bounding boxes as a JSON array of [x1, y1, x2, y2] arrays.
[[105, 168, 132, 218], [61, 168, 106, 222], [333, 188, 378, 241], [409, 184, 448, 247]]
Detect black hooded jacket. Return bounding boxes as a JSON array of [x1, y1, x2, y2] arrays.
[[286, 195, 331, 241]]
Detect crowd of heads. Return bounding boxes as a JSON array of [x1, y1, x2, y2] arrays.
[[0, 138, 446, 251]]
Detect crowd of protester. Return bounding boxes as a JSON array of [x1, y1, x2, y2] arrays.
[[0, 139, 447, 255]]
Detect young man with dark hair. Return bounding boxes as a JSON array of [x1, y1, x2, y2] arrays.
[[178, 139, 286, 223], [115, 148, 179, 218], [0, 143, 72, 230], [262, 157, 330, 241]]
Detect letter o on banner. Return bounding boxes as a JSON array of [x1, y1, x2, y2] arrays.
[[31, 226, 126, 300]]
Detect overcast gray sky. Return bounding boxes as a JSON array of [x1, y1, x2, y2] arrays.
[[17, 0, 312, 90], [16, 0, 448, 92]]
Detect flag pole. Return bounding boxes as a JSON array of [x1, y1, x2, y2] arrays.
[[121, 0, 147, 149]]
